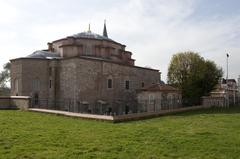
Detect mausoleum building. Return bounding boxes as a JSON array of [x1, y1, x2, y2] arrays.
[[10, 22, 161, 115]]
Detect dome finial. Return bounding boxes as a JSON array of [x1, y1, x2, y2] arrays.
[[103, 19, 108, 37], [88, 23, 91, 33]]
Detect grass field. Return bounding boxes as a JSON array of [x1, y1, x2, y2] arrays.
[[0, 107, 240, 159]]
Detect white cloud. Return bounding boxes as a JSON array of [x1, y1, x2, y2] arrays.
[[0, 1, 18, 24]]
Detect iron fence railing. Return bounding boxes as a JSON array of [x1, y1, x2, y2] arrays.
[[30, 97, 240, 116]]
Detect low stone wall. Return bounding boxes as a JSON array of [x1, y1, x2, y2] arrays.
[[113, 105, 210, 122], [202, 96, 226, 107], [29, 105, 211, 122], [0, 96, 31, 110], [0, 97, 12, 109], [29, 108, 114, 121]]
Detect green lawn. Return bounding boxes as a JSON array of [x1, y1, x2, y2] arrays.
[[0, 107, 240, 159]]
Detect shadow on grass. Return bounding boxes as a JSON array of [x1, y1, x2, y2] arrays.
[[174, 106, 240, 117]]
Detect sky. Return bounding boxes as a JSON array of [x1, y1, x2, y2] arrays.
[[0, 0, 240, 82]]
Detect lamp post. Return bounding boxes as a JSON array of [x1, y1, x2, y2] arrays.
[[226, 53, 229, 107], [226, 53, 229, 80]]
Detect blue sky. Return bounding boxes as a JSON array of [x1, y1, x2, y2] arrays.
[[0, 0, 240, 81]]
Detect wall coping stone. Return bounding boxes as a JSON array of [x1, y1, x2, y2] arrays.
[[0, 96, 31, 99]]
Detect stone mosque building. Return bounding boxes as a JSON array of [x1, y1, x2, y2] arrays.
[[10, 22, 161, 115]]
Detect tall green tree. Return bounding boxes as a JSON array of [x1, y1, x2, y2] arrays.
[[0, 62, 10, 88], [0, 62, 10, 95], [167, 52, 222, 105]]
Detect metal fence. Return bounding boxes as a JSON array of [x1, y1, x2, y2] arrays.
[[30, 98, 184, 115], [202, 96, 240, 107], [30, 96, 240, 116], [137, 98, 182, 113]]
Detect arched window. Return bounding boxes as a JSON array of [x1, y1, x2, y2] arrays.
[[14, 78, 19, 93], [85, 45, 92, 55], [149, 94, 155, 104], [32, 78, 40, 91], [107, 79, 112, 89], [107, 75, 113, 89], [125, 80, 130, 90]]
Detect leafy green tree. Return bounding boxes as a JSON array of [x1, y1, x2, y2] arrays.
[[0, 62, 10, 95], [167, 52, 222, 105]]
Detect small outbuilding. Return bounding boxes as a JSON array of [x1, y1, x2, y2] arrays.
[[137, 84, 182, 112]]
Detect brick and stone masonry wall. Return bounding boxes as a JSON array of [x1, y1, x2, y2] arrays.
[[10, 55, 160, 114], [0, 96, 31, 110], [10, 59, 50, 99], [57, 58, 160, 114]]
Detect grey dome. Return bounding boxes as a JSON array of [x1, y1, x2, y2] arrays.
[[70, 31, 114, 42], [27, 50, 60, 59]]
